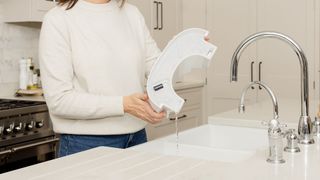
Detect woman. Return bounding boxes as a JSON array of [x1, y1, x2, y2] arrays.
[[39, 0, 166, 157]]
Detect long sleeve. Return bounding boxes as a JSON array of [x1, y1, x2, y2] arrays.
[[137, 10, 161, 78], [39, 11, 124, 120]]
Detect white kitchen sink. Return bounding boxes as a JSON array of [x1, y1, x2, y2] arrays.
[[131, 124, 268, 163]]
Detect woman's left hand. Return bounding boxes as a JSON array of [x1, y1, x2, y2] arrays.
[[123, 93, 166, 124]]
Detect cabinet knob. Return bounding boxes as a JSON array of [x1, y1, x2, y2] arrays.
[[26, 121, 34, 131]]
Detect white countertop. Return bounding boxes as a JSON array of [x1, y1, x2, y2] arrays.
[[1, 139, 320, 180], [0, 81, 204, 103]]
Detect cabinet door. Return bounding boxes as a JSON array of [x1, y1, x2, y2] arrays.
[[33, 0, 56, 11], [31, 0, 56, 21], [181, 0, 206, 30], [1, 0, 55, 22], [177, 0, 208, 83], [152, 0, 180, 49], [146, 87, 204, 140], [146, 109, 200, 140], [206, 0, 258, 115], [127, 0, 152, 28], [256, 0, 316, 104], [128, 0, 180, 50]]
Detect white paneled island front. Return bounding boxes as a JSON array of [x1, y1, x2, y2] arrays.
[[1, 139, 320, 180]]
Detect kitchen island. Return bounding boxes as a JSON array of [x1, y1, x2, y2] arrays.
[[1, 98, 320, 179], [1, 138, 319, 180]]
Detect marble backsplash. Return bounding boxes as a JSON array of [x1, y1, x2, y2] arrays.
[[0, 5, 40, 97]]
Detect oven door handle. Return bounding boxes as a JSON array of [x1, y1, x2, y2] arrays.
[[0, 150, 12, 156], [12, 138, 60, 152]]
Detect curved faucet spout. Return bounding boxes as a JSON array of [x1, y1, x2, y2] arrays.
[[230, 31, 314, 144], [239, 81, 279, 120]]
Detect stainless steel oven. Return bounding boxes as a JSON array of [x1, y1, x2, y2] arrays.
[[0, 99, 59, 173]]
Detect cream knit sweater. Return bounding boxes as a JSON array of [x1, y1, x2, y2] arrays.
[[39, 0, 160, 135]]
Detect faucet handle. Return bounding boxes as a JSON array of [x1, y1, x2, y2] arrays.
[[313, 117, 320, 137], [262, 119, 287, 139], [261, 119, 287, 129], [284, 129, 301, 153]]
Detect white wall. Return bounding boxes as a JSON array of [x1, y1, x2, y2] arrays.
[[0, 4, 40, 96]]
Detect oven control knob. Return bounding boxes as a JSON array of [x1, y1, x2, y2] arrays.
[[4, 127, 13, 135], [26, 122, 34, 131], [36, 121, 44, 128], [14, 123, 23, 133], [4, 124, 14, 135], [0, 126, 4, 136]]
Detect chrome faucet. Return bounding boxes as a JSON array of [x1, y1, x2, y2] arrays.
[[230, 31, 314, 145], [239, 81, 285, 164]]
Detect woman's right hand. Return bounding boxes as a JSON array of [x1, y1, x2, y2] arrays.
[[123, 93, 166, 124]]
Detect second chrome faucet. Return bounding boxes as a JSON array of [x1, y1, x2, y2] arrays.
[[239, 81, 279, 120], [239, 81, 285, 164]]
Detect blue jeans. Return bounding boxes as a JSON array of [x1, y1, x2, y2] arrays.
[[58, 129, 147, 157]]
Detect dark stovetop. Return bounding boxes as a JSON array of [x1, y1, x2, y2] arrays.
[[0, 99, 45, 110], [0, 99, 48, 118]]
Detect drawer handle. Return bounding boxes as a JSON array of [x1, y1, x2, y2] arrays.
[[250, 61, 255, 89], [169, 115, 187, 121], [12, 138, 59, 152], [153, 1, 159, 30], [159, 1, 164, 30], [0, 150, 12, 156], [258, 61, 263, 90], [184, 99, 187, 102]]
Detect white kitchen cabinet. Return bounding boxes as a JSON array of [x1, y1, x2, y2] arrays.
[[206, 0, 318, 115], [146, 109, 200, 140], [255, 0, 316, 103], [151, 0, 180, 50], [1, 0, 56, 22], [206, 0, 257, 115], [128, 0, 180, 50], [146, 86, 205, 140], [129, 0, 210, 84], [177, 0, 208, 83], [180, 0, 206, 30]]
